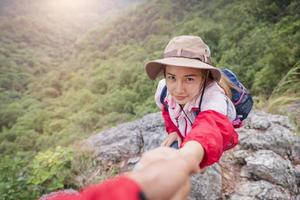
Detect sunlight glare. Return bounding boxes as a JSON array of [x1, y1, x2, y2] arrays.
[[45, 0, 98, 13]]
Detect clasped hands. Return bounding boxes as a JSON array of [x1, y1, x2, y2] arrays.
[[129, 141, 204, 200]]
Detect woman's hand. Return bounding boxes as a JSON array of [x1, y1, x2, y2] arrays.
[[161, 132, 182, 147], [179, 141, 205, 173]]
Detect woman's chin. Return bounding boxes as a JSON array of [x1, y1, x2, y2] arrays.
[[174, 99, 188, 105]]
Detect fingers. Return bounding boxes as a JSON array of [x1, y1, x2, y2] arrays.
[[177, 136, 182, 147], [136, 147, 177, 170], [161, 132, 177, 147], [160, 138, 169, 147], [129, 158, 192, 200]]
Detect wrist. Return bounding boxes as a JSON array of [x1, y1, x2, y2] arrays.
[[179, 141, 204, 171]]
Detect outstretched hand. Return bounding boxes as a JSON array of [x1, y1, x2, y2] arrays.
[[39, 144, 205, 200], [130, 147, 199, 200]]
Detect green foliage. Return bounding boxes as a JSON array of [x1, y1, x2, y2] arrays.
[[0, 100, 24, 129], [271, 62, 300, 96], [27, 146, 74, 192], [0, 153, 37, 200]]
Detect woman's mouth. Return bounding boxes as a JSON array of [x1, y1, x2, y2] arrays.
[[175, 96, 187, 101]]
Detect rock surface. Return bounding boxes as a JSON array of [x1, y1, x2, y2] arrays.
[[83, 110, 300, 199]]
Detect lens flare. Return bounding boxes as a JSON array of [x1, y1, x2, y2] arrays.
[[44, 0, 98, 13]]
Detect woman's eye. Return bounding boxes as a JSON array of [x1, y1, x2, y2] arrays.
[[186, 77, 194, 82], [167, 76, 176, 81]]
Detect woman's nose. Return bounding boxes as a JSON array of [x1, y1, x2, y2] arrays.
[[174, 81, 184, 93]]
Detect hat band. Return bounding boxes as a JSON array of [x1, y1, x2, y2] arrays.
[[163, 49, 212, 65]]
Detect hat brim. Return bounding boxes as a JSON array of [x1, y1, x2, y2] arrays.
[[145, 57, 221, 81]]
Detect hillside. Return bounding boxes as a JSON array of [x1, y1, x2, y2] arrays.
[[0, 0, 299, 199]]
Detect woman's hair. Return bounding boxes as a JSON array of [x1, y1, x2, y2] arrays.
[[202, 69, 236, 99], [218, 74, 234, 98]]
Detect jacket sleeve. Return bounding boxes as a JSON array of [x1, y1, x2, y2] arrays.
[[41, 176, 143, 200], [181, 110, 238, 168]]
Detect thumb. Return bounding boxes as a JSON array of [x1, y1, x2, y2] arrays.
[[177, 136, 182, 147]]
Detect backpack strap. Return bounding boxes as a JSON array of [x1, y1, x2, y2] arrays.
[[160, 85, 168, 105], [195, 71, 209, 116], [234, 89, 246, 106]]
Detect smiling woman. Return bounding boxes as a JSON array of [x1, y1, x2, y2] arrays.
[[145, 35, 239, 170]]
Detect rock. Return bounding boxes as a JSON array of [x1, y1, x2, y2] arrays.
[[238, 123, 299, 163], [295, 165, 300, 190], [83, 113, 165, 163], [189, 164, 222, 200], [248, 110, 293, 129], [81, 110, 300, 199], [249, 115, 271, 130], [230, 180, 291, 200], [84, 126, 143, 162], [232, 150, 250, 165], [243, 150, 297, 192]]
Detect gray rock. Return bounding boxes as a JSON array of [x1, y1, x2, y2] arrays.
[[244, 150, 297, 192], [295, 165, 300, 189], [238, 123, 299, 162], [138, 113, 166, 151], [189, 164, 222, 200], [291, 195, 300, 200], [230, 180, 290, 200], [248, 110, 293, 129], [83, 113, 165, 162], [233, 150, 251, 165], [84, 125, 143, 162], [249, 115, 271, 130], [291, 136, 300, 163]]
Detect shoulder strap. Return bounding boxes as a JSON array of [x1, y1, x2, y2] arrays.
[[196, 71, 209, 115], [160, 85, 168, 105]]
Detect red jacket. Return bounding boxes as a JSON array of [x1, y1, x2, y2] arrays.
[[40, 176, 144, 200], [163, 108, 238, 168]]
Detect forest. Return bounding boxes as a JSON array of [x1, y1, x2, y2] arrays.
[[0, 0, 299, 199]]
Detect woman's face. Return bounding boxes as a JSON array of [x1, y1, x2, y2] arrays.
[[165, 65, 204, 105]]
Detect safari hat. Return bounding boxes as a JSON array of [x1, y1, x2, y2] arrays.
[[145, 35, 221, 81]]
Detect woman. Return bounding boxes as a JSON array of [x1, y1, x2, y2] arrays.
[[145, 35, 238, 169]]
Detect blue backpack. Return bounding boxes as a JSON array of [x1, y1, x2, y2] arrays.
[[222, 68, 253, 127], [160, 68, 253, 128]]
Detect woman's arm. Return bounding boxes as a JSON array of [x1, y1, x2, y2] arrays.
[[178, 141, 205, 171], [181, 110, 238, 168]]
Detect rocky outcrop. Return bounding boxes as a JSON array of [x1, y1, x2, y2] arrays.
[[83, 110, 300, 199]]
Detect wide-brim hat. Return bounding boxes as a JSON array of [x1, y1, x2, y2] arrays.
[[145, 35, 221, 81]]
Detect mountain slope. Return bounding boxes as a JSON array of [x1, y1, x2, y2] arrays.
[[0, 0, 299, 199]]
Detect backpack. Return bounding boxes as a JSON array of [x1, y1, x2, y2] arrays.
[[221, 68, 253, 127], [159, 68, 253, 128]]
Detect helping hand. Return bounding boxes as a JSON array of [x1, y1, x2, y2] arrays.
[[130, 147, 198, 200]]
